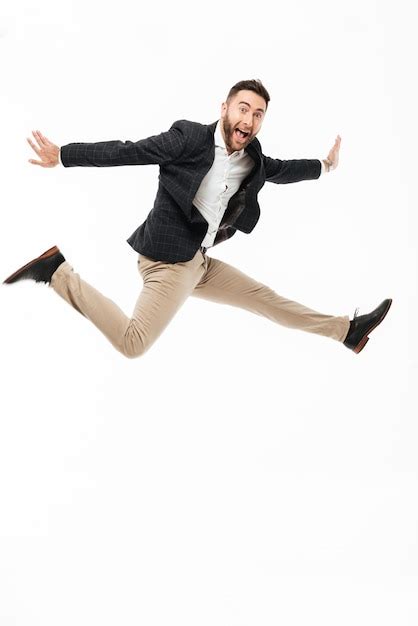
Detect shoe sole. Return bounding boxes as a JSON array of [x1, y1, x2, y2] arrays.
[[354, 299, 393, 354], [3, 245, 60, 284]]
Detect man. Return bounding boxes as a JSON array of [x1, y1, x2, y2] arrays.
[[3, 79, 391, 357]]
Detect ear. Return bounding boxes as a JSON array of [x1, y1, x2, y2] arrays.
[[220, 101, 227, 118]]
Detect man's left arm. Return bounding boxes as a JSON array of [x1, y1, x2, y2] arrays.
[[263, 135, 341, 183]]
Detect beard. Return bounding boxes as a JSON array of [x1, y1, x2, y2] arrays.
[[222, 112, 252, 152]]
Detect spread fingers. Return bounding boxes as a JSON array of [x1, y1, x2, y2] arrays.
[[27, 137, 41, 156]]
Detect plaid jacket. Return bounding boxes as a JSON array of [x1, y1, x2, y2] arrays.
[[60, 119, 322, 263]]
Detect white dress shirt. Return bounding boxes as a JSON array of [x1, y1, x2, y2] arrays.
[[193, 120, 256, 248], [58, 121, 328, 250]]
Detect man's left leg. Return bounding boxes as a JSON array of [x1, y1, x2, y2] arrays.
[[193, 254, 392, 353]]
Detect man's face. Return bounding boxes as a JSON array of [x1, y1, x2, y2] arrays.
[[220, 89, 267, 154]]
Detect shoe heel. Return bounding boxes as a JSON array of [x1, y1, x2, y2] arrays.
[[354, 335, 369, 354]]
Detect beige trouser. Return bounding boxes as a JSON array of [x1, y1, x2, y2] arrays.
[[50, 248, 350, 358]]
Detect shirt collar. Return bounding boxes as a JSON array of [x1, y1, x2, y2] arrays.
[[214, 119, 244, 156]]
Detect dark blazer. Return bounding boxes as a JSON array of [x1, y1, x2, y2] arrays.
[[60, 119, 322, 263]]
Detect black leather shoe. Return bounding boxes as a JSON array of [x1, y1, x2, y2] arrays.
[[3, 245, 65, 285], [343, 298, 392, 354]]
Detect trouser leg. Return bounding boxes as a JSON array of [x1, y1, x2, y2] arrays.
[[192, 256, 350, 341], [50, 250, 207, 357]]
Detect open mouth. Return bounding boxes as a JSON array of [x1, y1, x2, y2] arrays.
[[234, 128, 250, 141]]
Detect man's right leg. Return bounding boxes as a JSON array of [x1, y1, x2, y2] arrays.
[[50, 250, 207, 358]]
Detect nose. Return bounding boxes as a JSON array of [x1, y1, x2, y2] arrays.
[[242, 111, 252, 127]]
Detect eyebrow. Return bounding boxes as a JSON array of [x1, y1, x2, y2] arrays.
[[238, 101, 265, 113]]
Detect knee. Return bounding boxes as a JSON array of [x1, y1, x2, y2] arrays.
[[120, 341, 148, 360], [119, 326, 149, 359]]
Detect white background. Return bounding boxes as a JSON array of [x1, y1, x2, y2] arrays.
[[0, 1, 417, 624]]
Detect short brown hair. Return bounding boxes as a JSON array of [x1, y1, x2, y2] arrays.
[[226, 79, 270, 110]]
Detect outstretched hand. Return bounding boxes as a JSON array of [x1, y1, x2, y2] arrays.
[[27, 130, 60, 167], [325, 135, 341, 170]]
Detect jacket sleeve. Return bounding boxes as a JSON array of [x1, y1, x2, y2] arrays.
[[60, 120, 188, 168], [263, 155, 321, 184]]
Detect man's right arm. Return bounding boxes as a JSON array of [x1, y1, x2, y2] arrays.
[[29, 121, 188, 169], [60, 121, 187, 168]]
